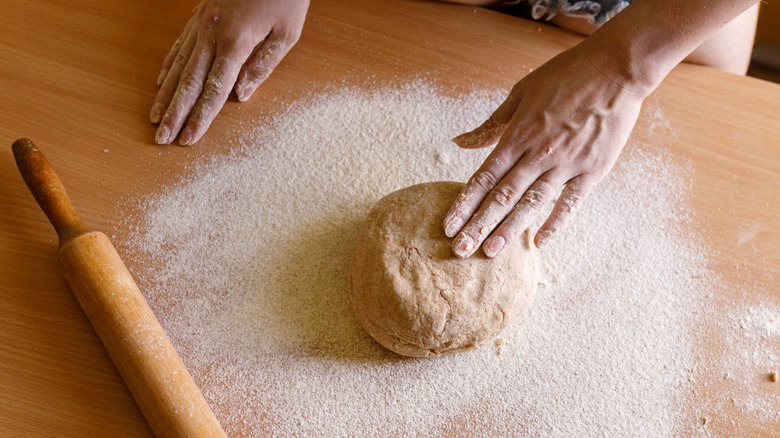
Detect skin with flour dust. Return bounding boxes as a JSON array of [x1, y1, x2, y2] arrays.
[[149, 0, 760, 253], [441, 0, 759, 258], [150, 0, 309, 146]]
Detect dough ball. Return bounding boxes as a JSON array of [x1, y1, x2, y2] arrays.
[[349, 181, 538, 357]]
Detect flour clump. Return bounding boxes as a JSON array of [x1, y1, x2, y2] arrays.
[[349, 181, 539, 357]]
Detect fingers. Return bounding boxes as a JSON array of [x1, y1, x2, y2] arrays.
[[482, 174, 562, 257], [443, 148, 519, 240], [451, 83, 525, 149], [148, 0, 308, 146], [450, 165, 561, 259], [535, 175, 595, 248], [442, 86, 531, 250], [154, 32, 216, 145], [235, 32, 296, 102], [157, 16, 196, 87], [150, 25, 198, 124], [449, 172, 593, 259], [178, 52, 245, 145]]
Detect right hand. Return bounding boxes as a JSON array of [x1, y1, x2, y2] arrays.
[[150, 0, 309, 145], [443, 40, 650, 258]]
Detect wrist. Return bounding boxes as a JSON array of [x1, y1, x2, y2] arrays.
[[566, 33, 666, 100], [580, 26, 677, 98], [580, 0, 760, 97]]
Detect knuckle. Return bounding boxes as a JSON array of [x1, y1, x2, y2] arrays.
[[215, 35, 236, 53], [261, 40, 285, 61], [187, 118, 203, 135], [462, 224, 483, 243], [200, 80, 223, 105], [216, 31, 248, 54], [201, 85, 220, 102], [205, 73, 224, 93], [191, 120, 209, 139], [161, 106, 176, 124], [192, 102, 213, 124], [566, 189, 585, 203], [519, 180, 554, 211], [535, 179, 556, 194], [173, 51, 190, 68], [519, 189, 546, 211], [558, 183, 589, 214], [199, 5, 221, 24], [470, 170, 498, 191], [560, 192, 583, 214], [175, 76, 200, 99], [527, 149, 551, 167], [181, 74, 200, 91], [489, 186, 519, 209]]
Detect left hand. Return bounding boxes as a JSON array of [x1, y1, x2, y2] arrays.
[[443, 41, 648, 258], [150, 0, 309, 145]]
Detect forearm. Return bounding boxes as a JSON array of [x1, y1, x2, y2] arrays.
[[586, 0, 760, 95]]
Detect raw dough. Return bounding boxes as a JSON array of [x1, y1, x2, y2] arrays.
[[349, 181, 539, 357]]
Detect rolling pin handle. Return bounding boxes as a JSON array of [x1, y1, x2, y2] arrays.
[[12, 138, 88, 241]]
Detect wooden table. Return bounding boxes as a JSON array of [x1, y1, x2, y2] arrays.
[[1, 0, 778, 436]]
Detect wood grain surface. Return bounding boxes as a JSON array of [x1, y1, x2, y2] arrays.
[[1, 0, 779, 436]]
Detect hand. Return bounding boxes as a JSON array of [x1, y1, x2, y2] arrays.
[[443, 42, 648, 258], [150, 0, 309, 145]]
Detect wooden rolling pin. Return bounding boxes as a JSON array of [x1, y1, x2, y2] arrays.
[[12, 138, 226, 438]]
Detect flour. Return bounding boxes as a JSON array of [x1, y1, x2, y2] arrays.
[[708, 304, 780, 427], [120, 81, 779, 436]]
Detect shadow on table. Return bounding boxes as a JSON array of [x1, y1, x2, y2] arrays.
[[266, 209, 418, 365]]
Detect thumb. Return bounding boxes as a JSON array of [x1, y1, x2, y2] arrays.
[[452, 118, 508, 149], [452, 84, 524, 149]]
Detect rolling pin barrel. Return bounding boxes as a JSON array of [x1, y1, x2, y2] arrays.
[[12, 138, 226, 438]]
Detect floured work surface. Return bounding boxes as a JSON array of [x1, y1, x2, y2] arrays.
[[121, 83, 780, 437], [1, 0, 779, 436]]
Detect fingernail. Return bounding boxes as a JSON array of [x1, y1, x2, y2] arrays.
[[156, 69, 168, 86], [179, 128, 192, 146], [444, 216, 463, 238], [536, 230, 553, 248], [451, 132, 471, 148], [237, 85, 255, 102], [453, 233, 474, 257], [155, 126, 170, 145], [150, 103, 165, 123], [484, 236, 505, 258]]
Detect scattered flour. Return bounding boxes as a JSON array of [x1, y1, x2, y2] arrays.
[[734, 305, 780, 340], [120, 82, 779, 437], [707, 304, 780, 428]]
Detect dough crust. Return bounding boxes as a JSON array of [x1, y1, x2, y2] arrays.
[[349, 182, 538, 357]]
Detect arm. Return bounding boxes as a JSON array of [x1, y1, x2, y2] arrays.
[[443, 0, 760, 258], [150, 0, 309, 146], [596, 0, 759, 91]]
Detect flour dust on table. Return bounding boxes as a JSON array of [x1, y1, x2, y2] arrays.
[[119, 81, 779, 437]]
